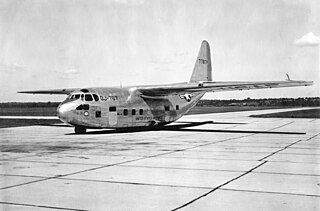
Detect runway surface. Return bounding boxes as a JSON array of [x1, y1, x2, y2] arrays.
[[0, 108, 319, 210]]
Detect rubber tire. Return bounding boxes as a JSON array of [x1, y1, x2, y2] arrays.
[[75, 126, 86, 134]]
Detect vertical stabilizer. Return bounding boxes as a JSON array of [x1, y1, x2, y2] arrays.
[[190, 40, 212, 82]]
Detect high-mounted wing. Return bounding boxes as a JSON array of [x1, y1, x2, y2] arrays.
[[18, 88, 76, 95], [137, 41, 313, 97], [136, 80, 313, 97]]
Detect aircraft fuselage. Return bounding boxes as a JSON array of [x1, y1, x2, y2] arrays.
[[57, 86, 203, 132]]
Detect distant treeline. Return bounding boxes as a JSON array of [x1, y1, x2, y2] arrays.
[[0, 102, 60, 108], [197, 97, 320, 107], [0, 97, 319, 108]]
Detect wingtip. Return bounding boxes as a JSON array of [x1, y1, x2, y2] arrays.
[[285, 73, 291, 81], [17, 91, 28, 94], [307, 81, 314, 86]]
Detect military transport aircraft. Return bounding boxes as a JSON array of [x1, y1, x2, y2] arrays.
[[19, 40, 313, 134]]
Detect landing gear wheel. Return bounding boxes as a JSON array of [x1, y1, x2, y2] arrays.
[[75, 126, 86, 134]]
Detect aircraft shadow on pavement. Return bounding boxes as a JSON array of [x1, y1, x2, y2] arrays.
[[65, 121, 305, 135], [41, 124, 72, 127]]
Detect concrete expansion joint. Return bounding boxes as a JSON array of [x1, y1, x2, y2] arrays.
[[0, 177, 56, 190], [258, 138, 306, 161], [305, 133, 320, 141], [172, 161, 268, 210], [267, 121, 294, 131], [0, 201, 89, 211]]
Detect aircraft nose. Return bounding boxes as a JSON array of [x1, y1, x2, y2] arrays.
[[57, 102, 74, 123]]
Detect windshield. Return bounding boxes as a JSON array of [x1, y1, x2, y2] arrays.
[[70, 93, 100, 101]]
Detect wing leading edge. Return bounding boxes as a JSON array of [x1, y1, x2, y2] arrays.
[[136, 80, 313, 97], [18, 88, 76, 95], [18, 80, 313, 97]]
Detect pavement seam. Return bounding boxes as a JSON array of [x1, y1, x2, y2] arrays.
[[119, 165, 320, 177], [219, 188, 320, 198], [171, 161, 268, 211], [258, 139, 304, 161], [250, 171, 320, 177], [170, 128, 305, 135], [0, 201, 88, 211], [267, 121, 294, 131], [55, 177, 212, 190], [185, 150, 282, 154], [267, 160, 320, 164], [0, 177, 59, 190], [0, 174, 47, 178], [304, 133, 320, 141], [1, 158, 132, 166], [118, 164, 247, 173], [259, 133, 320, 161]]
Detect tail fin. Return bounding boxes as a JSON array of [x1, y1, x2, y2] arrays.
[[189, 40, 212, 82]]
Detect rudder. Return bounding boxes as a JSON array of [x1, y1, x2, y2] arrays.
[[189, 40, 212, 82]]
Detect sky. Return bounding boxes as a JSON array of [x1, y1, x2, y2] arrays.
[[0, 0, 319, 102]]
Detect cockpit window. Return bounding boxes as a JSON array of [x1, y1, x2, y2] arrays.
[[92, 94, 99, 101], [85, 94, 93, 101], [72, 93, 97, 101], [70, 94, 81, 100]]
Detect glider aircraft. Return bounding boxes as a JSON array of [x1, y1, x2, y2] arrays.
[[19, 40, 313, 134]]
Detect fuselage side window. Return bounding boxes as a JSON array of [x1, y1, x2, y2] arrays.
[[132, 109, 136, 115], [176, 105, 179, 110], [139, 109, 143, 115], [109, 106, 116, 112], [85, 94, 93, 101], [164, 106, 170, 111], [124, 109, 128, 116], [92, 94, 99, 101]]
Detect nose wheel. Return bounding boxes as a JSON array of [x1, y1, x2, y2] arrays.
[[75, 126, 87, 134]]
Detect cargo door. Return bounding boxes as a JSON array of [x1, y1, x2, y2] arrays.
[[164, 105, 170, 122], [108, 106, 117, 126]]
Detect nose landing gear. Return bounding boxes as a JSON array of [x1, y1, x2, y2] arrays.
[[75, 126, 87, 134]]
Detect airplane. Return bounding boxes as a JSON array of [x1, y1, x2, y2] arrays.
[[19, 40, 313, 134]]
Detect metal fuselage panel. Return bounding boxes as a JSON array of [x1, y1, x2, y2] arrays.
[[60, 87, 204, 129]]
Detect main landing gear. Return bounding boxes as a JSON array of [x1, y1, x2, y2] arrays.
[[75, 126, 87, 134]]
